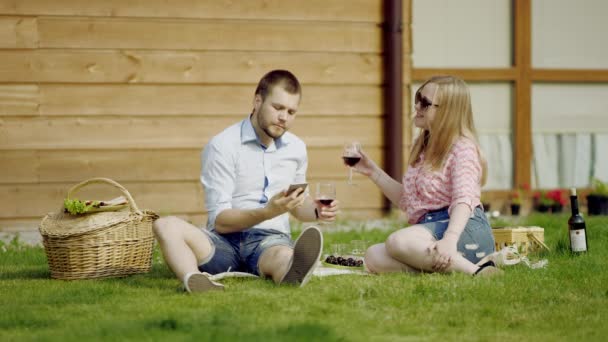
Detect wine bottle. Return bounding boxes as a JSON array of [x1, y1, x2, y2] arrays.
[[568, 188, 588, 253]]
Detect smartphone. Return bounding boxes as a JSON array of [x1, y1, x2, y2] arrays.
[[285, 183, 308, 196]]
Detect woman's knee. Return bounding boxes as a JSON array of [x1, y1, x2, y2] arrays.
[[385, 231, 408, 258]]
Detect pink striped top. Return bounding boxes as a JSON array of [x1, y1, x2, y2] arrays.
[[400, 137, 482, 224]]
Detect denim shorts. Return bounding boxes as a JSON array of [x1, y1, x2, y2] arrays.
[[417, 206, 495, 264], [198, 228, 293, 276]]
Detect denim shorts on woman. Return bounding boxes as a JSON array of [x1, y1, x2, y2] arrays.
[[198, 228, 293, 276], [417, 206, 495, 264]]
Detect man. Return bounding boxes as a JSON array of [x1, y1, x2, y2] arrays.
[[153, 70, 339, 292]]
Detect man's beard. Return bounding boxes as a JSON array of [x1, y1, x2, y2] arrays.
[[262, 125, 285, 140], [258, 112, 285, 140]]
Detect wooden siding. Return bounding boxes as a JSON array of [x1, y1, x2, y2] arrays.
[[0, 1, 412, 231]]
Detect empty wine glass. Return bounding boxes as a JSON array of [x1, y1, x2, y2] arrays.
[[342, 142, 361, 185]]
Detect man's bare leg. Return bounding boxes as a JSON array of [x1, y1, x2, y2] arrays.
[[258, 245, 293, 283], [153, 216, 214, 280]]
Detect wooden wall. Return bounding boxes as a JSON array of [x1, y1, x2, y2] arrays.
[[0, 0, 412, 231]]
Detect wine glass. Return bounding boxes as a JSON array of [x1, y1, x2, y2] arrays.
[[315, 182, 336, 223], [342, 142, 361, 185]]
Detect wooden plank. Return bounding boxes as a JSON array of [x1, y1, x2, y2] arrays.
[[38, 17, 381, 53], [0, 180, 384, 218], [532, 69, 608, 83], [0, 0, 382, 23], [0, 150, 39, 183], [0, 84, 382, 116], [0, 181, 204, 218], [0, 148, 384, 183], [0, 85, 39, 115], [0, 50, 382, 85], [0, 116, 384, 149], [0, 16, 38, 48], [412, 68, 518, 82], [513, 0, 532, 190]]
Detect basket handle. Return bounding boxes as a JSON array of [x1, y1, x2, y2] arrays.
[[527, 232, 550, 251], [66, 178, 142, 215]]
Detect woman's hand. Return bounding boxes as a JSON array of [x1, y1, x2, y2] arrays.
[[428, 233, 459, 272], [347, 148, 378, 178]]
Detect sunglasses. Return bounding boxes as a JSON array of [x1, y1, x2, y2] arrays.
[[415, 91, 439, 111]]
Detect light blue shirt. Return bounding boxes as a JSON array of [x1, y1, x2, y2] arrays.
[[201, 117, 308, 234]]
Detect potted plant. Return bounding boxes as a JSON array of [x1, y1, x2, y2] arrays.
[[546, 189, 566, 213], [587, 178, 608, 215], [510, 190, 521, 215], [510, 183, 530, 216], [533, 191, 552, 213], [533, 189, 566, 213]]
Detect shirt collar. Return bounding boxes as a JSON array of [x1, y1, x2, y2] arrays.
[[240, 116, 291, 149]]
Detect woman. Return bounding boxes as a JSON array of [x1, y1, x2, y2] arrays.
[[350, 76, 499, 276]]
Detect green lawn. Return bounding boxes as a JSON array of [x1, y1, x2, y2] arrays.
[[1, 214, 607, 341]]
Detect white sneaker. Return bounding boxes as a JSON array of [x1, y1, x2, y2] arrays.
[[183, 272, 224, 293], [280, 226, 323, 287]]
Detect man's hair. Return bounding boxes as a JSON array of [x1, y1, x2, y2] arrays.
[[254, 69, 302, 101]]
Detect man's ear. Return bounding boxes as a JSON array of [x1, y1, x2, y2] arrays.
[[253, 94, 263, 112]]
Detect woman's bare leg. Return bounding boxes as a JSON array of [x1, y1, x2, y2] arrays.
[[364, 243, 420, 274], [385, 226, 478, 275]]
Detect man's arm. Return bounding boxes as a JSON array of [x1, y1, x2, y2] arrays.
[[290, 195, 339, 223], [215, 188, 307, 234]]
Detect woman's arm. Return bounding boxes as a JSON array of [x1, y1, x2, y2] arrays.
[[351, 149, 403, 206]]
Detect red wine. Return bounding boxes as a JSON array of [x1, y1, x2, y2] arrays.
[[316, 198, 334, 206], [343, 156, 361, 166], [568, 188, 588, 253]]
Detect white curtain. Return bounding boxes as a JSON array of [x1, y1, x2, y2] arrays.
[[533, 133, 601, 188], [479, 134, 512, 189], [594, 133, 608, 182], [560, 133, 592, 187], [533, 134, 560, 188]]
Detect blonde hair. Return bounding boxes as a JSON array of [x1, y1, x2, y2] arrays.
[[408, 75, 487, 185]]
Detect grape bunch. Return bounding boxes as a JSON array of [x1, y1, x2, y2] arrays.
[[325, 255, 363, 267]]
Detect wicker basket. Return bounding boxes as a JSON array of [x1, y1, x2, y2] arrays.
[[39, 178, 158, 280], [492, 226, 549, 255]]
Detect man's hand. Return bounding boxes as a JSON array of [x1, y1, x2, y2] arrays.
[[265, 187, 307, 219], [316, 199, 340, 223]]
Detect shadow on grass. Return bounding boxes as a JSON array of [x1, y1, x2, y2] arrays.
[[0, 267, 50, 280], [145, 315, 344, 341]]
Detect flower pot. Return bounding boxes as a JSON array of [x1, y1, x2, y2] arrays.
[[587, 194, 608, 215], [510, 204, 520, 216], [536, 204, 550, 213]]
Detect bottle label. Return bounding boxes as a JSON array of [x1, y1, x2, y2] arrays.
[[570, 229, 587, 252]]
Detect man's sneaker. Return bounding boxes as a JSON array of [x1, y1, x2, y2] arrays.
[[183, 272, 224, 293], [473, 261, 504, 277], [280, 226, 323, 287]]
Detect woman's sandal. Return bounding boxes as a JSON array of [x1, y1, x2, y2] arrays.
[[474, 260, 504, 277]]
